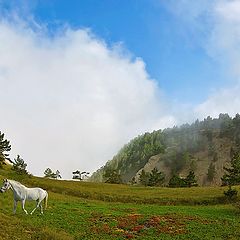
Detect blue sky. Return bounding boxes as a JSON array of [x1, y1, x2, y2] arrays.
[[1, 0, 240, 177]]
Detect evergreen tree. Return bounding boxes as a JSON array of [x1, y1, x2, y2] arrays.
[[222, 152, 240, 186], [0, 131, 11, 168], [12, 155, 28, 174], [72, 170, 90, 180], [219, 113, 234, 138], [129, 176, 136, 185], [53, 170, 62, 179], [169, 171, 198, 187], [81, 171, 90, 180], [168, 174, 186, 188], [72, 170, 82, 180], [148, 168, 165, 186], [44, 168, 55, 178], [103, 169, 122, 184], [185, 170, 197, 187], [139, 169, 150, 186], [44, 168, 62, 179]]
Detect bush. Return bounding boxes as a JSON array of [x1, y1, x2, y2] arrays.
[[224, 186, 238, 201]]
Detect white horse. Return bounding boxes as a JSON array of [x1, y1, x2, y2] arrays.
[[0, 179, 48, 215]]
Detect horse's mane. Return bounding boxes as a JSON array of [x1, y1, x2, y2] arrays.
[[8, 179, 26, 188]]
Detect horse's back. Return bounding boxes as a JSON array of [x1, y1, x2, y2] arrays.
[[26, 187, 47, 201]]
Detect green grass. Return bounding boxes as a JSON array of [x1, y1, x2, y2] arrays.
[[0, 167, 240, 239], [2, 167, 237, 205]]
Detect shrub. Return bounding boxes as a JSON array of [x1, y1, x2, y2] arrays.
[[224, 186, 238, 201]]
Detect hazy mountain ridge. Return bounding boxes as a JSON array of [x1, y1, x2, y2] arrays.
[[90, 113, 240, 186]]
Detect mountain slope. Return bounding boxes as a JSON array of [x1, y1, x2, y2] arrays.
[[90, 113, 240, 186]]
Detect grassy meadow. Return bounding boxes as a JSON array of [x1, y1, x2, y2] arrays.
[[0, 167, 240, 239]]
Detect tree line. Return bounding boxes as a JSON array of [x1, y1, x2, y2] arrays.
[[102, 150, 240, 198], [0, 131, 90, 180], [103, 167, 197, 187]]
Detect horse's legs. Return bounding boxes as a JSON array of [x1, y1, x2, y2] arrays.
[[13, 200, 17, 214], [21, 200, 28, 214], [30, 201, 38, 215], [39, 202, 43, 214], [30, 200, 42, 215]]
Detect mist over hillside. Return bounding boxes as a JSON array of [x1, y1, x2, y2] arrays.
[[90, 113, 240, 186]]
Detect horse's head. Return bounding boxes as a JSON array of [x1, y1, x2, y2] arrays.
[[0, 179, 11, 193]]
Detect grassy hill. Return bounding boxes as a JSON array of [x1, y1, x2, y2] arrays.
[[90, 114, 240, 186], [1, 166, 240, 239]]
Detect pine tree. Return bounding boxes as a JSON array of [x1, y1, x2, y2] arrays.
[[44, 168, 55, 178], [0, 131, 11, 168], [130, 176, 136, 185], [73, 170, 90, 180], [168, 174, 186, 188], [53, 170, 62, 179], [139, 169, 150, 186], [148, 168, 165, 186], [185, 171, 197, 187], [222, 152, 240, 186], [78, 171, 90, 180], [12, 155, 28, 174], [72, 170, 82, 180], [103, 169, 122, 184]]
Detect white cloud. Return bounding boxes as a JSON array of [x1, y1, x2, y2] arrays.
[[0, 19, 176, 178]]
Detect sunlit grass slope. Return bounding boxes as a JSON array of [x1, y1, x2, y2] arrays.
[[0, 166, 240, 239], [2, 167, 238, 205]]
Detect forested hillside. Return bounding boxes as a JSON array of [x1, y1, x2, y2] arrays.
[[90, 113, 240, 186]]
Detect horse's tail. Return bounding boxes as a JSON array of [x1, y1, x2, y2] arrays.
[[44, 191, 48, 210]]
